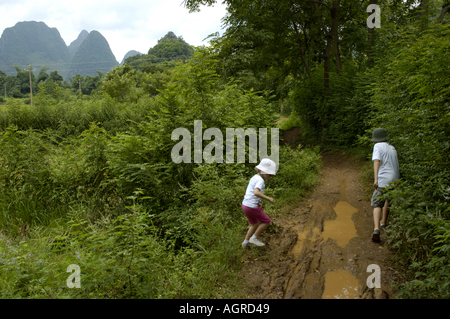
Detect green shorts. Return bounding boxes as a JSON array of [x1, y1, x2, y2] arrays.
[[371, 187, 387, 208]]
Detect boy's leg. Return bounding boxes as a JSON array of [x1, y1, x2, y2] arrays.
[[381, 199, 389, 226], [373, 207, 382, 230], [372, 206, 382, 242], [371, 187, 385, 229]]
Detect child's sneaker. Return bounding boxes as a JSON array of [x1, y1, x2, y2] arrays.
[[249, 237, 265, 247], [372, 229, 380, 242], [241, 240, 254, 248]]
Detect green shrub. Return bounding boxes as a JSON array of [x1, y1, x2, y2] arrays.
[[365, 23, 450, 298], [277, 110, 302, 131], [291, 62, 371, 147], [267, 145, 321, 204]]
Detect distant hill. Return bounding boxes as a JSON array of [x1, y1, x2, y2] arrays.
[[0, 22, 119, 80], [0, 21, 71, 77], [147, 31, 194, 62], [0, 23, 192, 81], [121, 50, 142, 65], [126, 32, 194, 71], [68, 30, 119, 78], [68, 30, 89, 59]]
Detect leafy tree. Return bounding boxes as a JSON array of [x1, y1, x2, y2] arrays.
[[1, 74, 18, 98], [37, 66, 50, 84], [100, 64, 138, 102], [69, 71, 103, 96], [83, 73, 103, 95], [11, 64, 37, 96], [49, 71, 64, 85], [184, 0, 371, 92], [0, 70, 6, 99]]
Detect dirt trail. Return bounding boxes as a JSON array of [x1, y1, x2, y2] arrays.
[[241, 153, 396, 299]]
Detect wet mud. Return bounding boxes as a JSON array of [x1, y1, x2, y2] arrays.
[[240, 153, 396, 299]]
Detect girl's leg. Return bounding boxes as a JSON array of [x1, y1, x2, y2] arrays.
[[243, 206, 271, 241], [245, 223, 259, 240], [254, 223, 269, 237]]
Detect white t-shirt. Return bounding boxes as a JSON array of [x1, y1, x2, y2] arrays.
[[372, 142, 400, 188], [242, 174, 265, 208]]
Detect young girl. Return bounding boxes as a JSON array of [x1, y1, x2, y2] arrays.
[[241, 158, 277, 248]]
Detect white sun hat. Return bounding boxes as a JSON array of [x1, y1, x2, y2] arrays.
[[256, 158, 277, 175]]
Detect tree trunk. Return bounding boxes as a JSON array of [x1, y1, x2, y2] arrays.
[[292, 22, 311, 78], [367, 0, 377, 68], [417, 0, 429, 30], [331, 0, 342, 73], [324, 33, 332, 94], [314, 1, 331, 94], [438, 4, 450, 23]]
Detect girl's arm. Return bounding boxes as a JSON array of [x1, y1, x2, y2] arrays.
[[254, 188, 274, 204]]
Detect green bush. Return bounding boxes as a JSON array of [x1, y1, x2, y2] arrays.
[[365, 23, 450, 298], [0, 199, 201, 299], [267, 145, 321, 205], [291, 62, 371, 147], [277, 110, 302, 131]]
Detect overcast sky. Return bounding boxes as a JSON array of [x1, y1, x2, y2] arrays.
[[0, 0, 228, 62]]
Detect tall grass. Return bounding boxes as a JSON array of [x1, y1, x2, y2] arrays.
[[0, 95, 154, 137], [0, 61, 322, 298]]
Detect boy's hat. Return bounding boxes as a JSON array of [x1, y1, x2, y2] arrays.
[[371, 128, 389, 142], [256, 158, 277, 175]]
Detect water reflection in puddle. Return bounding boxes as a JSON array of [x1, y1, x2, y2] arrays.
[[290, 201, 358, 258], [322, 201, 358, 247], [322, 269, 360, 299], [288, 201, 362, 298], [322, 201, 360, 298]]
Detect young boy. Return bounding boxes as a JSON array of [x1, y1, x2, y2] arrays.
[[370, 128, 400, 242], [241, 158, 277, 248]]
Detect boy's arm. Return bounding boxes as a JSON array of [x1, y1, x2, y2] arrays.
[[254, 188, 274, 204], [373, 159, 380, 189]]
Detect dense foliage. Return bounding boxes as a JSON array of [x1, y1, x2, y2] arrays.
[[148, 31, 194, 61], [1, 0, 449, 299], [364, 23, 450, 298], [185, 0, 450, 298], [0, 47, 322, 298], [125, 32, 194, 69]]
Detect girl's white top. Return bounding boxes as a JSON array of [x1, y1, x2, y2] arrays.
[[242, 174, 265, 208]]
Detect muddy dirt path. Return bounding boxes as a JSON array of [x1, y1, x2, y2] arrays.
[[241, 153, 396, 299]]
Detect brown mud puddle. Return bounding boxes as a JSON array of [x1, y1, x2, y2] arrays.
[[322, 269, 360, 299], [240, 153, 397, 299]]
